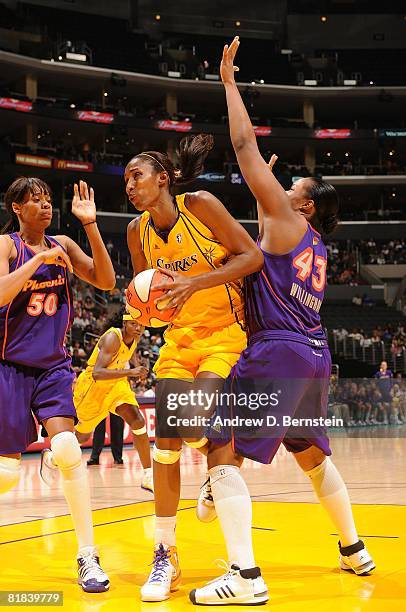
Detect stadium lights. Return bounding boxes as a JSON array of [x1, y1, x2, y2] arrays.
[[321, 16, 327, 22], [345, 152, 350, 157], [389, 150, 395, 156], [103, 92, 108, 97], [70, 103, 76, 108], [235, 21, 241, 27], [58, 55, 63, 60], [369, 80, 374, 85], [155, 14, 161, 20]]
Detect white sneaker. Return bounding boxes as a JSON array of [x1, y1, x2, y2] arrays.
[[196, 475, 217, 523], [190, 562, 269, 606], [141, 469, 154, 493], [339, 540, 376, 575], [40, 449, 60, 487], [141, 544, 181, 602], [77, 547, 110, 593]]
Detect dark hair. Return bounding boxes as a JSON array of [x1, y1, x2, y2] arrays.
[[306, 177, 339, 235], [129, 134, 214, 192], [1, 177, 52, 234]]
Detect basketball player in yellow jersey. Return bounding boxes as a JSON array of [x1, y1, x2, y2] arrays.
[[41, 312, 154, 492], [125, 134, 263, 602]]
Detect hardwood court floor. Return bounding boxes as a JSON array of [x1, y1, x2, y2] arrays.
[[1, 434, 405, 611]]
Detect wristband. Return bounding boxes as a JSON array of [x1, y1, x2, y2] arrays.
[[82, 220, 97, 227]]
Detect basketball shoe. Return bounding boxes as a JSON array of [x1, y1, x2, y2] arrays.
[[77, 547, 110, 593], [141, 544, 181, 601], [189, 561, 269, 606], [196, 475, 217, 522], [141, 468, 154, 493], [339, 540, 375, 575], [40, 449, 60, 487]]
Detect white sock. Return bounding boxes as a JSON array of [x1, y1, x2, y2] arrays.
[[305, 457, 358, 547], [155, 516, 176, 547], [51, 433, 94, 552], [209, 465, 256, 570], [144, 467, 152, 475]]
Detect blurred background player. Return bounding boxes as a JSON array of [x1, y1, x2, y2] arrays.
[[125, 134, 263, 601], [41, 312, 153, 492], [190, 38, 375, 606], [86, 414, 125, 465], [0, 177, 115, 592]]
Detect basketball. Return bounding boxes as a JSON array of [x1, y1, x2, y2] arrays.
[[125, 269, 176, 328]]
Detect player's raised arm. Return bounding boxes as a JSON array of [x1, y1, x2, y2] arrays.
[[220, 38, 305, 237], [92, 331, 148, 381], [0, 235, 72, 307], [55, 181, 116, 290]]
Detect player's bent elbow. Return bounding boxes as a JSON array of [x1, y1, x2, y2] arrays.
[[249, 247, 264, 273], [103, 280, 116, 291], [93, 277, 116, 291], [92, 370, 102, 382]]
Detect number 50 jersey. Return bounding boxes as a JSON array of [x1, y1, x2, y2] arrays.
[[0, 233, 73, 369], [245, 224, 328, 346]]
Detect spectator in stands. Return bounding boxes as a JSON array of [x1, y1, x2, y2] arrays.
[[348, 328, 364, 342]]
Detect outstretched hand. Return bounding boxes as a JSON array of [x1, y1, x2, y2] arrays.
[[220, 36, 240, 85], [72, 180, 97, 225]]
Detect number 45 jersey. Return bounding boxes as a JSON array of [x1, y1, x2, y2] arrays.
[[0, 233, 73, 368], [245, 224, 328, 347]]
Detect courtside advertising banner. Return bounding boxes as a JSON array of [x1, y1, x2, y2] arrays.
[[76, 110, 114, 124], [0, 97, 33, 112]]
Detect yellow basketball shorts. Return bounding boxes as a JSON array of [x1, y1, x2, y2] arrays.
[[74, 371, 139, 434], [154, 320, 247, 379]]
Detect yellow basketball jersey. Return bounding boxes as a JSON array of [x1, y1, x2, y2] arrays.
[[138, 193, 244, 329], [85, 327, 136, 373]]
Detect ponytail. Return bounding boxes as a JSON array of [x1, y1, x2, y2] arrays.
[[306, 178, 339, 236], [175, 134, 214, 185], [321, 213, 339, 235], [129, 134, 214, 193]]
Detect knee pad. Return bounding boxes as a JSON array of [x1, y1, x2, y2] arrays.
[[50, 431, 82, 471], [184, 437, 208, 449], [132, 425, 147, 436], [153, 444, 182, 465], [0, 456, 21, 494]]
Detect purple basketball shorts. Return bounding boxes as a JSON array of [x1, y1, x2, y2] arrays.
[[0, 359, 76, 454], [208, 336, 332, 464]]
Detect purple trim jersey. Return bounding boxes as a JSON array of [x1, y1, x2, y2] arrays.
[[245, 224, 328, 346], [0, 233, 73, 369]]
